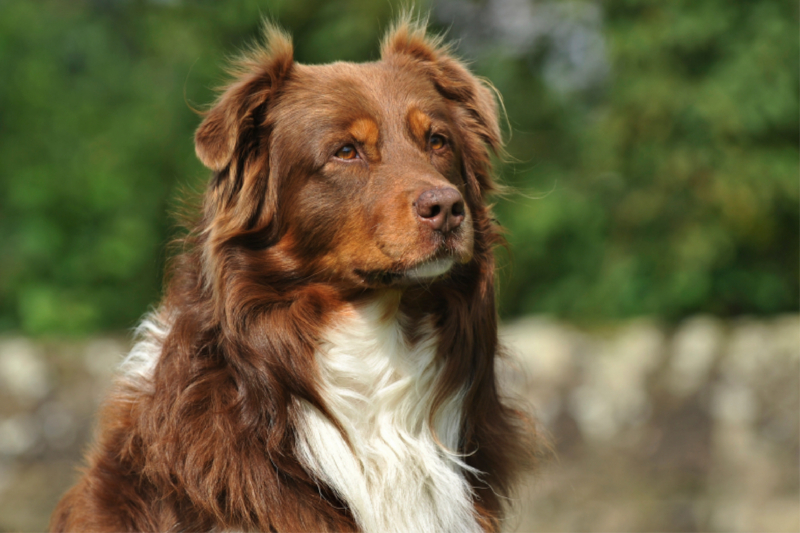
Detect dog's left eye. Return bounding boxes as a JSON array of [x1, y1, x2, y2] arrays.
[[430, 134, 447, 150], [335, 145, 359, 160]]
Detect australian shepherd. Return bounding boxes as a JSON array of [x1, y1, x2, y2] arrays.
[[51, 18, 534, 533]]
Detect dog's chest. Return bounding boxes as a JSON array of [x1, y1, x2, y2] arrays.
[[295, 301, 482, 533]]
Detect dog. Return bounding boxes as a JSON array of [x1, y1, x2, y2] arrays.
[[51, 18, 534, 533]]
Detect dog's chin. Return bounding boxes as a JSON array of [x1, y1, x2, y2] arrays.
[[403, 258, 455, 281], [354, 256, 460, 288]]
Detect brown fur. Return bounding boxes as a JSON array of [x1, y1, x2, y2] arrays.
[[51, 18, 535, 532]]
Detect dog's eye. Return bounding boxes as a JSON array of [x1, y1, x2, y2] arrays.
[[430, 134, 447, 150], [335, 145, 359, 160]]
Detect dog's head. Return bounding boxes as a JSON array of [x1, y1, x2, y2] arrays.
[[194, 20, 501, 293]]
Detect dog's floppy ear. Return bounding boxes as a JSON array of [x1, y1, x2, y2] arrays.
[[195, 24, 294, 301], [381, 18, 502, 198], [195, 23, 294, 172]]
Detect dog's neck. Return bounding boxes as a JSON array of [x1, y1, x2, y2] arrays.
[[120, 292, 484, 532], [295, 293, 483, 533]]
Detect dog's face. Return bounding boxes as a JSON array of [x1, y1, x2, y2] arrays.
[[271, 61, 474, 287], [195, 24, 499, 291]]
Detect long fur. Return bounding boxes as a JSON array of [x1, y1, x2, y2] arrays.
[[296, 296, 481, 533], [51, 17, 535, 533]]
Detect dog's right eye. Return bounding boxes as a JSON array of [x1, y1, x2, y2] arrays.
[[335, 145, 359, 160], [429, 134, 447, 151]]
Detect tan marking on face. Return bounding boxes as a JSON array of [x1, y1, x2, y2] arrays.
[[407, 107, 431, 144], [349, 118, 379, 146]]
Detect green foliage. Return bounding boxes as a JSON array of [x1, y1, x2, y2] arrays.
[[0, 0, 796, 334], [492, 0, 799, 321]]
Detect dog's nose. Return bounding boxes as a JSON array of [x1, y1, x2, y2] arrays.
[[414, 187, 465, 233]]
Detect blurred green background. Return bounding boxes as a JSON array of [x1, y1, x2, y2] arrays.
[[0, 0, 797, 335]]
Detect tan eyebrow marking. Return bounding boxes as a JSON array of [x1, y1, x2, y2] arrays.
[[348, 117, 380, 146], [407, 107, 431, 144]]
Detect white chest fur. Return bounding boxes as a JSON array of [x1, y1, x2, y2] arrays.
[[295, 298, 482, 533], [121, 303, 483, 532]]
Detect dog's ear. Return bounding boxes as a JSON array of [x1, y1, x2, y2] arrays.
[[381, 18, 502, 198], [195, 24, 294, 172], [195, 24, 294, 301]]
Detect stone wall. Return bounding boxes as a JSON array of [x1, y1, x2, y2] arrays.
[[0, 316, 797, 531], [502, 315, 799, 532]]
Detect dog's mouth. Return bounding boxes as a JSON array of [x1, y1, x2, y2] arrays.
[[355, 257, 457, 287], [351, 220, 474, 288]]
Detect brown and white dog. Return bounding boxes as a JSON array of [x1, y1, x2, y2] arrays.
[[51, 18, 535, 533]]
